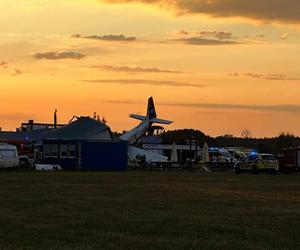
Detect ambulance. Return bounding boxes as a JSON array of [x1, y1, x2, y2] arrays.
[[234, 153, 279, 174]]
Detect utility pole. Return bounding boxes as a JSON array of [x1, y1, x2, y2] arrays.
[[189, 135, 194, 170]]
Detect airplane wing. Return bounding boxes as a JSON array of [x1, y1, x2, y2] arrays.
[[150, 118, 173, 125], [129, 114, 147, 121]]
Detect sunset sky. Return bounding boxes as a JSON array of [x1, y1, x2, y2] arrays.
[[1, 0, 300, 137]]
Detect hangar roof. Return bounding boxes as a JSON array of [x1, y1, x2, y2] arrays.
[[0, 116, 113, 143]]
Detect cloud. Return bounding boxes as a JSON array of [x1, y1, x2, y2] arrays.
[[176, 30, 232, 40], [33, 51, 86, 60], [228, 72, 300, 81], [281, 33, 292, 40], [0, 61, 9, 69], [70, 34, 136, 41], [102, 0, 300, 23], [0, 61, 27, 76], [91, 65, 181, 73], [244, 72, 300, 81], [103, 99, 300, 113], [228, 72, 240, 77], [174, 37, 239, 46], [160, 102, 300, 113], [172, 29, 266, 45], [10, 68, 24, 76], [82, 79, 207, 88]]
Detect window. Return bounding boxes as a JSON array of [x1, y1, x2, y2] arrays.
[[68, 145, 76, 158], [51, 144, 58, 158], [60, 144, 67, 158], [0, 150, 16, 158], [44, 144, 51, 158]]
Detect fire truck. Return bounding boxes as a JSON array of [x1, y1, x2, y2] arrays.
[[277, 147, 300, 173]]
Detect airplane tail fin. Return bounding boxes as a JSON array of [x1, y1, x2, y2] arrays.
[[128, 97, 173, 124], [146, 97, 157, 119]]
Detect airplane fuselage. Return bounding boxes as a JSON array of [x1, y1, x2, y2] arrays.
[[120, 120, 151, 145]]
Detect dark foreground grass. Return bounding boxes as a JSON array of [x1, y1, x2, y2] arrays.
[[0, 171, 299, 250]]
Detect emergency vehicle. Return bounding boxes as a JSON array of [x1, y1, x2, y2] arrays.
[[234, 153, 279, 174], [277, 147, 300, 173]]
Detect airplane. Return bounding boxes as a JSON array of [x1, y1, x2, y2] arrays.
[[120, 97, 173, 145], [120, 97, 173, 163]]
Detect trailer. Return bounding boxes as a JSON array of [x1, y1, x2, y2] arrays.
[[0, 144, 19, 169]]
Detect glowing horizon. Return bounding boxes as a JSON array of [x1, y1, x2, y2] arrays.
[[1, 0, 300, 137]]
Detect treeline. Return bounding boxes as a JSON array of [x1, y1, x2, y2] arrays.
[[161, 129, 300, 153]]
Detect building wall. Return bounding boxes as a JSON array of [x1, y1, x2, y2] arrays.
[[43, 139, 127, 171]]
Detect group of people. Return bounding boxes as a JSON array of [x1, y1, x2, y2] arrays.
[[210, 154, 227, 167]]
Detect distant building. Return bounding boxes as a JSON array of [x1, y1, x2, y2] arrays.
[[18, 120, 65, 132]]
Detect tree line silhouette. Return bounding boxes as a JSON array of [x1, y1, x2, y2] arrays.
[[161, 129, 300, 154]]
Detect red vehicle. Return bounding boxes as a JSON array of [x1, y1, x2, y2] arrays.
[[277, 147, 300, 173]]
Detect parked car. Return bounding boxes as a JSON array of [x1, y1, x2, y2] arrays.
[[0, 144, 19, 169], [234, 153, 279, 174]]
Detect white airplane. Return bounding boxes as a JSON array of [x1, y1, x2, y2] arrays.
[[120, 97, 173, 145], [120, 97, 173, 163]]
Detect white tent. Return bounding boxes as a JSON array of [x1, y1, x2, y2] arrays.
[[202, 142, 210, 162], [170, 142, 178, 162]]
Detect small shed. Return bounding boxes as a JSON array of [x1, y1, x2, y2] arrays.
[[43, 139, 128, 171]]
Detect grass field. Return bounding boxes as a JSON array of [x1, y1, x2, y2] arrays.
[[0, 171, 299, 250]]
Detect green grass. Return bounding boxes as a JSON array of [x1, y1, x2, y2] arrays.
[[0, 171, 299, 250]]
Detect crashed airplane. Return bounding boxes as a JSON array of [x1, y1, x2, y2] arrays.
[[121, 97, 173, 163]]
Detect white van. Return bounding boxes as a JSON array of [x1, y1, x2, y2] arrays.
[[0, 144, 19, 169]]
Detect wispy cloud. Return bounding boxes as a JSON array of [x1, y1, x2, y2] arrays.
[[33, 51, 86, 60], [90, 65, 181, 73], [70, 34, 136, 42], [159, 102, 300, 113], [172, 29, 266, 45], [281, 33, 292, 40], [245, 72, 300, 81], [0, 61, 10, 69], [10, 69, 25, 77], [82, 79, 207, 88], [177, 30, 233, 40], [174, 37, 240, 46], [229, 72, 300, 81], [0, 61, 27, 77], [102, 99, 300, 113]]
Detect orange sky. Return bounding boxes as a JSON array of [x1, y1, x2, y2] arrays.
[[1, 0, 300, 137]]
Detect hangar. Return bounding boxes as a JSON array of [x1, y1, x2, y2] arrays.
[[0, 116, 128, 171]]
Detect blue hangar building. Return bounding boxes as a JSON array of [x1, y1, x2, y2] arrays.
[[41, 117, 128, 171]]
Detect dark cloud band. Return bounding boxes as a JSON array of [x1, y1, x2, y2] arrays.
[[82, 79, 206, 88], [90, 65, 181, 73], [102, 99, 300, 113], [102, 0, 300, 23]]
